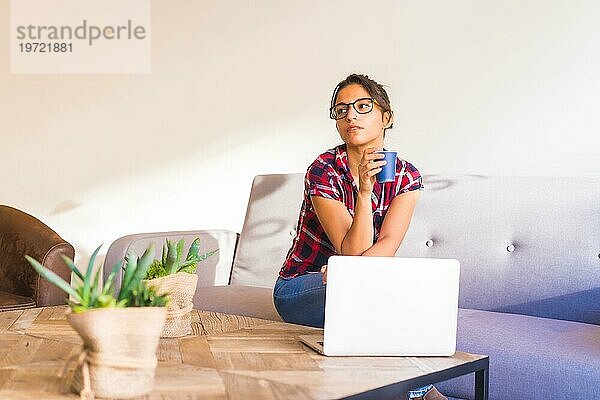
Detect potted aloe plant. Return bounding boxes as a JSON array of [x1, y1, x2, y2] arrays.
[[144, 238, 218, 337], [26, 244, 169, 399]]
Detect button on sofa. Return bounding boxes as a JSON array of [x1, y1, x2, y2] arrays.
[[104, 174, 600, 400]]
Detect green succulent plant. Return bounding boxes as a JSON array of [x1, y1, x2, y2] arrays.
[[25, 244, 169, 313], [145, 238, 218, 280]]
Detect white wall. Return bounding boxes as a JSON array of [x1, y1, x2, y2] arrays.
[[1, 0, 599, 264]]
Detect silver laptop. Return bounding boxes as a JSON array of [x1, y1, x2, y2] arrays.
[[299, 256, 460, 356]]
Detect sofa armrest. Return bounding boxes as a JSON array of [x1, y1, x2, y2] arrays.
[[0, 205, 74, 306], [103, 229, 239, 290]]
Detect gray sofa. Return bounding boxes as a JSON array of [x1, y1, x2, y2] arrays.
[[104, 174, 600, 400]]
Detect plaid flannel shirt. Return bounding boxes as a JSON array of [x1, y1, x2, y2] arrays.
[[279, 144, 423, 279]]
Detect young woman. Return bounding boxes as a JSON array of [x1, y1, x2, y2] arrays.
[[273, 74, 445, 400]]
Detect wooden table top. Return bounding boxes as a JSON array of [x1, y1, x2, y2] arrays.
[[0, 306, 486, 399]]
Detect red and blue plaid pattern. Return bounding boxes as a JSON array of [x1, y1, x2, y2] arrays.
[[279, 144, 423, 279]]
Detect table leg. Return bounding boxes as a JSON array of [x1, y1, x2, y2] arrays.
[[474, 359, 489, 400]]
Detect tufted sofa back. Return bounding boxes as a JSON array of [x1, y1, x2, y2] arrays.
[[231, 174, 600, 324]]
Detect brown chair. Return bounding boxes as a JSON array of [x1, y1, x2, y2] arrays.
[[0, 205, 74, 311]]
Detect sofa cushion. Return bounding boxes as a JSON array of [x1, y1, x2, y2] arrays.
[[437, 309, 600, 400], [230, 174, 304, 288], [491, 286, 600, 325], [193, 285, 282, 321], [395, 176, 600, 322], [0, 290, 35, 311]]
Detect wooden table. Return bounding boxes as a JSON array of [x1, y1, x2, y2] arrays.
[[0, 306, 488, 399]]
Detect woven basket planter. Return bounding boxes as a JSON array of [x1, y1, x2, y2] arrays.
[[67, 307, 166, 399], [145, 272, 198, 338]]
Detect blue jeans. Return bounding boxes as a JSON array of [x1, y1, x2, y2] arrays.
[[273, 274, 326, 328], [273, 274, 434, 398]]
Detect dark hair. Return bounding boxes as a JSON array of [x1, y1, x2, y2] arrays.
[[330, 73, 394, 132]]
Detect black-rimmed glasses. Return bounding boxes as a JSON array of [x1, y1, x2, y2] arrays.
[[329, 97, 377, 120]]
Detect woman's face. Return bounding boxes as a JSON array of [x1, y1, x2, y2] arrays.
[[334, 84, 390, 149]]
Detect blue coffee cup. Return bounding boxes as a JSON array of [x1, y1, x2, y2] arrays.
[[376, 151, 397, 183]]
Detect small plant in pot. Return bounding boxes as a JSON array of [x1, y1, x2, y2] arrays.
[[26, 244, 169, 399], [144, 238, 218, 337]]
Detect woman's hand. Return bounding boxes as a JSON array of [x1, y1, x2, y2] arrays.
[[358, 147, 386, 194], [321, 265, 328, 284]]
